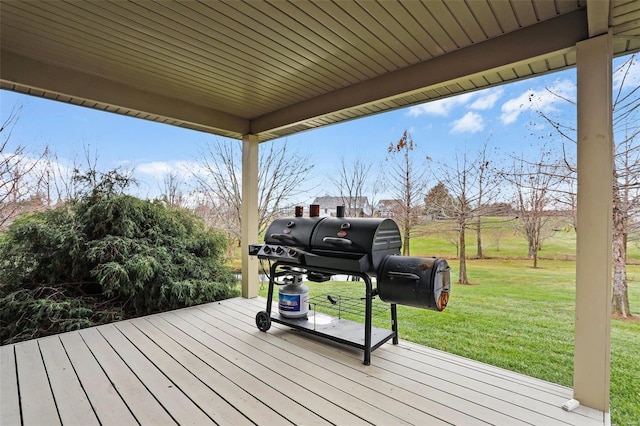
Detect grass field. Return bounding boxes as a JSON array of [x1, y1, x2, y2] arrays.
[[252, 217, 640, 425]]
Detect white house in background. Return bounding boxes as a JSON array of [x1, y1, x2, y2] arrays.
[[375, 199, 403, 218], [311, 196, 372, 217]]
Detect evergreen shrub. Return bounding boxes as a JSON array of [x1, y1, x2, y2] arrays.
[[0, 192, 238, 344]]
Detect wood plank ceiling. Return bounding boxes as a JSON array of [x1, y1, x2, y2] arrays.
[[1, 0, 639, 142]]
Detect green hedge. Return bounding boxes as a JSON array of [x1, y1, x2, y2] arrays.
[[0, 193, 238, 344]]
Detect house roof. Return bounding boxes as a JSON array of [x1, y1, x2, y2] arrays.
[[312, 196, 369, 209], [378, 199, 403, 205], [1, 1, 638, 142]]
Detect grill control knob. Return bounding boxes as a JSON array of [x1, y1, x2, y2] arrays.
[[262, 245, 272, 254], [275, 246, 284, 254]]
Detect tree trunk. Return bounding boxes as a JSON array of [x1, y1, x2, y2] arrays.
[[612, 188, 631, 317], [403, 225, 410, 256], [458, 224, 468, 284], [476, 218, 483, 258]]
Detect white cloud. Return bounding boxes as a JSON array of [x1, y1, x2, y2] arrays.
[[500, 79, 575, 125], [500, 91, 531, 125], [451, 112, 484, 134], [408, 92, 475, 117], [136, 160, 201, 179], [470, 88, 504, 110], [136, 161, 174, 178], [407, 87, 504, 119]]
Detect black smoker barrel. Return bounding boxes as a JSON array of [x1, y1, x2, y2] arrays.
[[377, 255, 451, 311]]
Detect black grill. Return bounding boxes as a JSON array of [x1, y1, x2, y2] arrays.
[[257, 216, 402, 273], [250, 206, 450, 365]]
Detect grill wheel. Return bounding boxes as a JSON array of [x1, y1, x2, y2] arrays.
[[255, 311, 271, 332]]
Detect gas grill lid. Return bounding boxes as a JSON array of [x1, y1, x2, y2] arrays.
[[264, 217, 325, 250]]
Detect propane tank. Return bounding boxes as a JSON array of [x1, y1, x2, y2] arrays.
[[278, 273, 309, 318]]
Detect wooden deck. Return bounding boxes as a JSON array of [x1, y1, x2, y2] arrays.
[[1, 297, 608, 425]]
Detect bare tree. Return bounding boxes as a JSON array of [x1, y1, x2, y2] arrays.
[[330, 157, 382, 217], [535, 54, 640, 317], [195, 141, 242, 247], [194, 139, 314, 249], [160, 172, 185, 207], [27, 146, 82, 207], [0, 105, 45, 229], [611, 122, 640, 317], [473, 141, 495, 258], [386, 130, 430, 256], [437, 143, 501, 283], [1, 111, 110, 231], [506, 149, 566, 268]]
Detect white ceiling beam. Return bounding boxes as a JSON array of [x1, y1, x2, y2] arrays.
[[587, 0, 611, 37], [251, 8, 589, 136], [0, 51, 250, 137]]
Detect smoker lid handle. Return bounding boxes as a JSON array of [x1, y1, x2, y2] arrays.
[[270, 233, 296, 241], [322, 237, 352, 246], [386, 271, 421, 280]]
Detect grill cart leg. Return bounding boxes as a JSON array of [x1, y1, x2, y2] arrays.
[[364, 274, 373, 365], [256, 262, 277, 332], [265, 262, 277, 316], [391, 303, 399, 345]]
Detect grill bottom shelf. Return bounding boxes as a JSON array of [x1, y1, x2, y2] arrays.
[[259, 261, 398, 364], [270, 311, 395, 352]]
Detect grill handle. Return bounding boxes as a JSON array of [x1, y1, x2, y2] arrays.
[[270, 233, 296, 242], [322, 237, 352, 246], [386, 271, 421, 280]]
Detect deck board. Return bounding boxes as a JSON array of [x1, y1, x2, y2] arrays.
[[79, 326, 176, 425], [38, 336, 99, 425], [97, 323, 214, 425], [14, 340, 60, 426], [0, 346, 20, 426], [187, 303, 447, 425], [57, 331, 138, 425], [1, 297, 608, 426], [233, 297, 606, 426], [210, 299, 484, 425], [128, 317, 283, 424], [114, 320, 254, 425], [157, 312, 334, 425]]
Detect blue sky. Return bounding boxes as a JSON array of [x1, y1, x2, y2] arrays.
[[1, 54, 638, 205]]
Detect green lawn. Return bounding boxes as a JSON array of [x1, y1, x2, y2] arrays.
[[410, 216, 579, 261], [259, 259, 639, 425]]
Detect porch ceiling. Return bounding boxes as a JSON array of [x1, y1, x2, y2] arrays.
[[1, 0, 639, 142]]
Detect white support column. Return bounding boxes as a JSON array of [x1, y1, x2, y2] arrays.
[[574, 32, 613, 413], [241, 134, 259, 298]]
